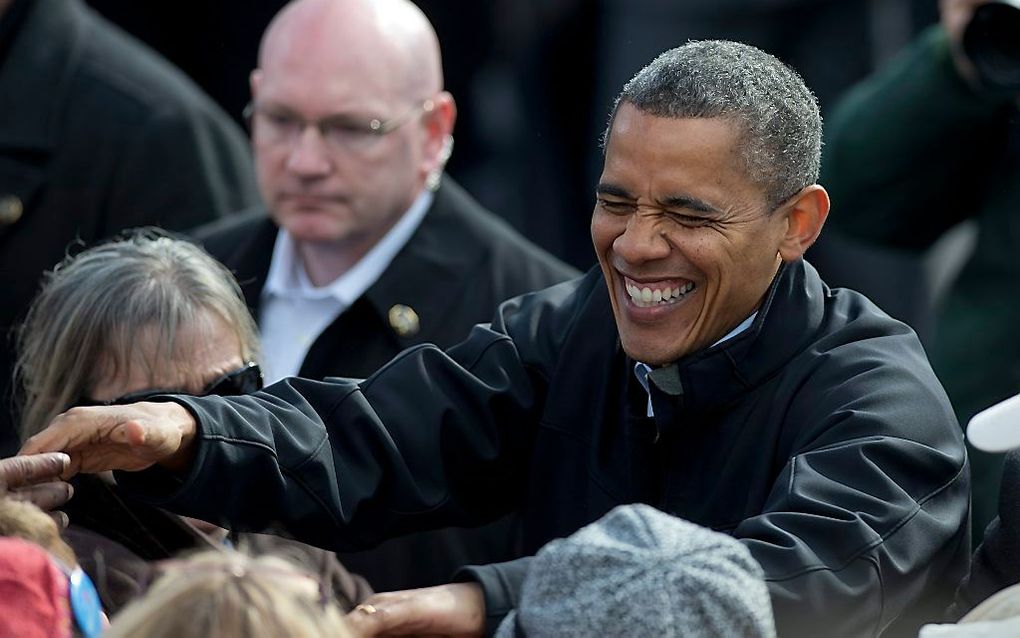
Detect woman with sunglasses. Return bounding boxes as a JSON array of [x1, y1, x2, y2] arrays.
[[13, 229, 370, 614]]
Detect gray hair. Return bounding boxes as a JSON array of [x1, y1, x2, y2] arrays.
[[15, 229, 260, 439], [604, 40, 822, 208]]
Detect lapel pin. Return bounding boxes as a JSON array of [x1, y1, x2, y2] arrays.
[[388, 304, 420, 337]]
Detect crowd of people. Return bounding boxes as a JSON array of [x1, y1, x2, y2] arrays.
[[1, 0, 1019, 635]]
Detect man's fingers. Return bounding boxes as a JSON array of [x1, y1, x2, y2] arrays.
[[49, 510, 70, 530], [346, 598, 405, 636], [0, 453, 71, 491], [9, 481, 74, 511], [344, 585, 484, 637]]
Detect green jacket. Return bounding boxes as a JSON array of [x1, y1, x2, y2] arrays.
[[822, 26, 1020, 539]]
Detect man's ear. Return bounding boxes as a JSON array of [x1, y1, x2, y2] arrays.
[[423, 92, 456, 159], [421, 91, 456, 188], [777, 185, 830, 262]]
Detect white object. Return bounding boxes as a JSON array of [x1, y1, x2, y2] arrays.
[[967, 393, 1020, 453]]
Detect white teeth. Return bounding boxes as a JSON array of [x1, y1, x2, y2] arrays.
[[625, 279, 696, 308]]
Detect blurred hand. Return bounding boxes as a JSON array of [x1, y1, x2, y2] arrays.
[[345, 583, 485, 637], [19, 402, 198, 477], [0, 453, 74, 527]]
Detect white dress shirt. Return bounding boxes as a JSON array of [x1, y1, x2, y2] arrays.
[[258, 191, 433, 384]]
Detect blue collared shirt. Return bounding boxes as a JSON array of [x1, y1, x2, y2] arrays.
[[634, 312, 757, 417]]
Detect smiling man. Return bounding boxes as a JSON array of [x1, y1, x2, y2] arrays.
[[23, 41, 968, 637]]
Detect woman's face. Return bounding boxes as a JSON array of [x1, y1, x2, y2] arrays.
[[87, 310, 245, 403]]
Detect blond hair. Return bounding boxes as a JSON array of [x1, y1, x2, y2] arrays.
[[15, 229, 260, 439], [105, 549, 353, 638], [0, 497, 77, 567]]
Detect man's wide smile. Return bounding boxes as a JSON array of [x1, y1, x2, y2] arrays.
[[623, 276, 697, 309]]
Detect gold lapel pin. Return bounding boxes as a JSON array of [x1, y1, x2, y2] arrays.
[[388, 304, 420, 338]]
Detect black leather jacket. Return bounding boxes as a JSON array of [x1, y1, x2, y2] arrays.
[[120, 259, 969, 637]]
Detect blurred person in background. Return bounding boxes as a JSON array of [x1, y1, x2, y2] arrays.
[[821, 0, 1020, 541], [194, 0, 577, 593], [0, 0, 260, 457], [15, 230, 370, 613]]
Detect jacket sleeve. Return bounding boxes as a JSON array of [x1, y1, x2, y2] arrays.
[[734, 330, 970, 636], [454, 557, 532, 636], [822, 26, 1011, 250], [113, 281, 587, 553]]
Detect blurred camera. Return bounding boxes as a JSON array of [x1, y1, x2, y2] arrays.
[[962, 0, 1020, 92]]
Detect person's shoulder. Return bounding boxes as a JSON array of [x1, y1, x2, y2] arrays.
[[191, 206, 274, 259], [490, 267, 610, 354], [783, 265, 958, 436]]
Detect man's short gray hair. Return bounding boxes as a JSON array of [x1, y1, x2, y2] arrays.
[[15, 229, 260, 439], [604, 40, 822, 208]]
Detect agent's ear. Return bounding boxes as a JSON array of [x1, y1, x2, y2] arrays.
[[421, 91, 457, 188], [777, 185, 830, 262]]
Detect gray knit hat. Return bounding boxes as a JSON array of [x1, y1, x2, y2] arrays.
[[495, 504, 776, 638]]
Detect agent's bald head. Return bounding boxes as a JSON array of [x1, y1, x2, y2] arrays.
[[258, 0, 444, 101], [248, 0, 457, 258]]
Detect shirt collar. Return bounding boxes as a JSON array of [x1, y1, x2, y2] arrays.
[[264, 189, 433, 305], [634, 311, 758, 417]]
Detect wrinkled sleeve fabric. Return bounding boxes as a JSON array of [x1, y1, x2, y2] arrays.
[[736, 326, 970, 636], [822, 26, 1010, 250]]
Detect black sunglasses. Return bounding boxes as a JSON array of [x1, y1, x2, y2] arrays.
[[77, 361, 264, 407]]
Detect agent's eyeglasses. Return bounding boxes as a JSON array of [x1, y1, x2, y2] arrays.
[[76, 361, 264, 407], [243, 99, 435, 153]]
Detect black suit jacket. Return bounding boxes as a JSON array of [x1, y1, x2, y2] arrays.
[[0, 0, 260, 454], [194, 178, 578, 591]]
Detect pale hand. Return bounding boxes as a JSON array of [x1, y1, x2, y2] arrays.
[[345, 583, 485, 637], [19, 402, 198, 477]]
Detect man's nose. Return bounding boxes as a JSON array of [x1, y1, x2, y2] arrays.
[[613, 211, 672, 264], [285, 126, 332, 177]]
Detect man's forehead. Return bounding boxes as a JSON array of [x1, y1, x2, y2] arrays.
[[257, 0, 439, 99]]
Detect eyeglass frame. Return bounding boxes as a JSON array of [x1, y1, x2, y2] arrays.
[[242, 98, 436, 153], [74, 361, 264, 408]]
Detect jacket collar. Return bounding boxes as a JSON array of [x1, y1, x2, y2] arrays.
[[362, 179, 494, 347], [646, 259, 826, 422], [0, 0, 85, 152]]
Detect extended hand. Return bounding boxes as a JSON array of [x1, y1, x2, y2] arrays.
[[0, 452, 73, 509], [19, 402, 198, 477], [345, 583, 485, 637]]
